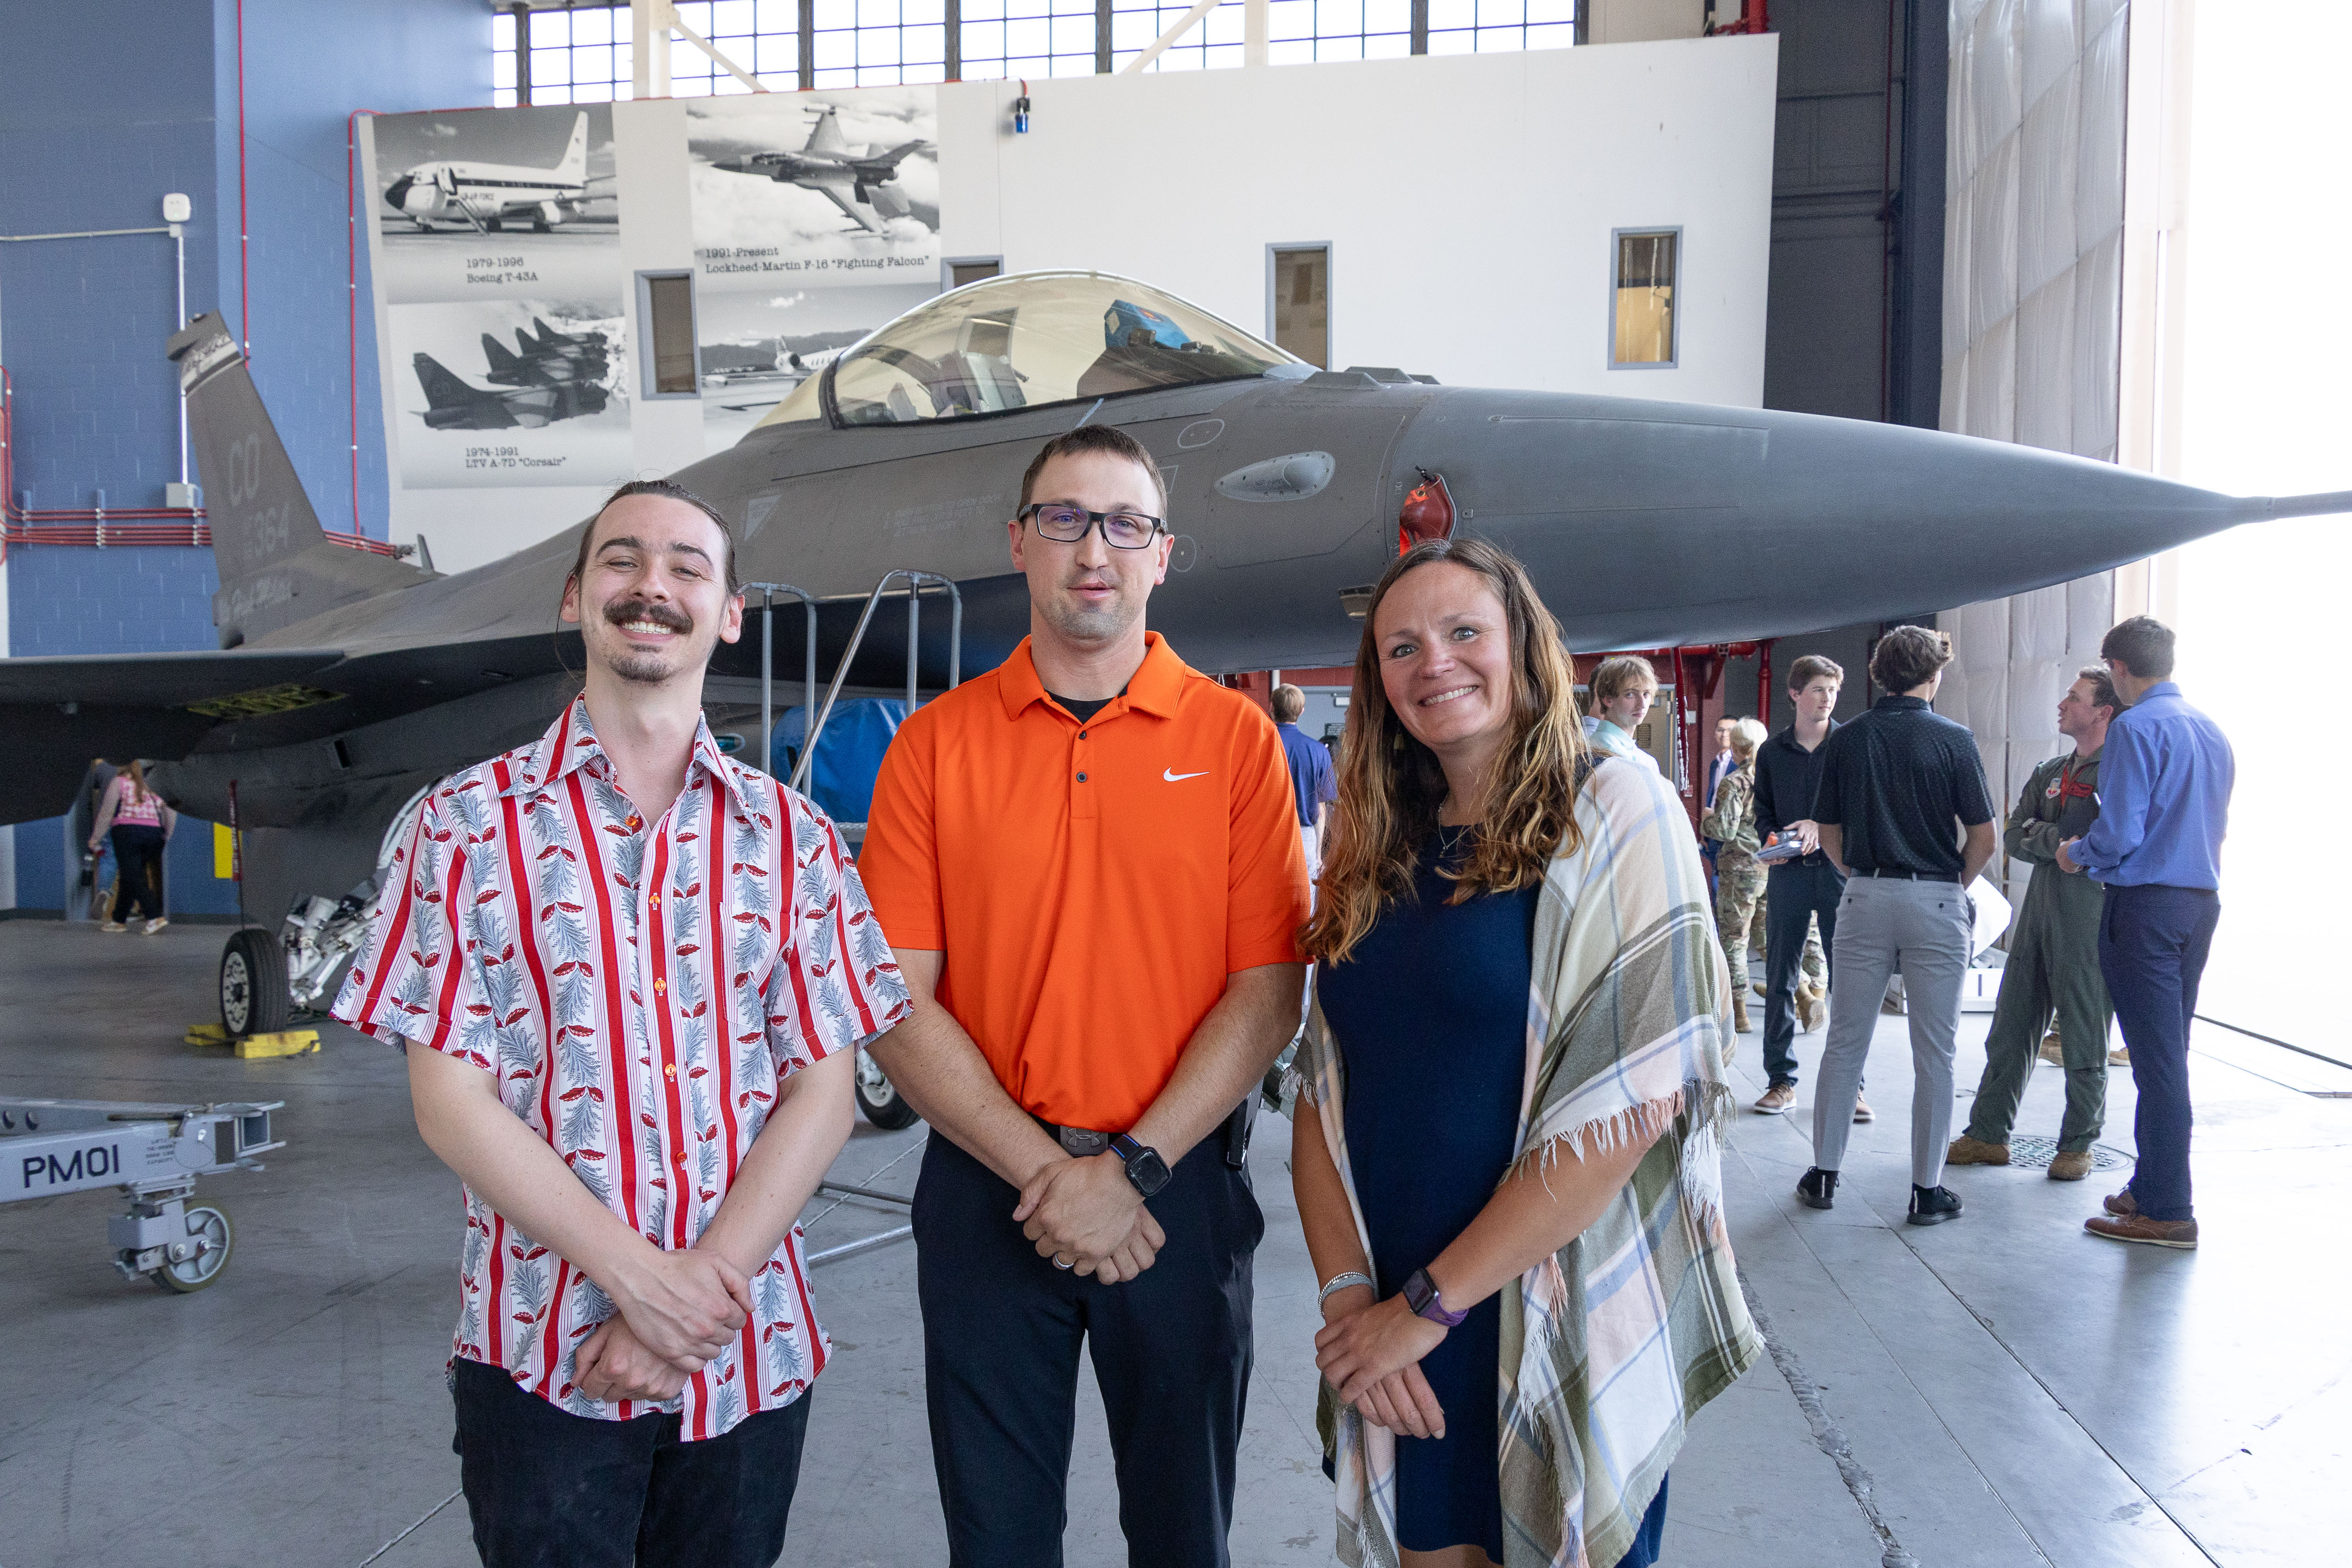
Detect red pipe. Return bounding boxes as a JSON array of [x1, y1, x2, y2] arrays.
[[348, 109, 382, 538], [236, 0, 251, 353]]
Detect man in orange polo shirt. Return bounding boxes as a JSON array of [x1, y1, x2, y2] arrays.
[[861, 423, 1309, 1567]]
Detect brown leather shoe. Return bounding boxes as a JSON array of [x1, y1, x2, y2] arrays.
[[1946, 1134, 2010, 1166], [1852, 1092, 1874, 1123], [2047, 1149, 2093, 1182], [2109, 1045, 2131, 1066], [2102, 1187, 2138, 1217], [2086, 1213, 2197, 1249], [1753, 1082, 1797, 1114]]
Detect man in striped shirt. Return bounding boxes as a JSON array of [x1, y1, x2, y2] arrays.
[[336, 479, 909, 1567]]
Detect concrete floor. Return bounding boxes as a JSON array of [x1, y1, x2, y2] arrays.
[[1, 919, 2343, 1567]]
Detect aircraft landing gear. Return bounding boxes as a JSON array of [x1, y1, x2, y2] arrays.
[[854, 1048, 918, 1130], [484, 217, 504, 232], [220, 928, 290, 1039]]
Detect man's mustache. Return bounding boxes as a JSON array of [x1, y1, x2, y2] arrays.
[[605, 599, 692, 634]]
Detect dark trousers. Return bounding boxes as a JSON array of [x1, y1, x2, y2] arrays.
[[110, 824, 165, 921], [1763, 859, 1844, 1085], [2097, 883, 2220, 1223], [450, 1355, 812, 1568], [912, 1130, 1262, 1568]]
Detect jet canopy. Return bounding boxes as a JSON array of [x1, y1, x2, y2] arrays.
[[757, 272, 1298, 430]]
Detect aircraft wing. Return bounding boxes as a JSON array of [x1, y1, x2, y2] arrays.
[[0, 648, 346, 823], [817, 185, 887, 235]]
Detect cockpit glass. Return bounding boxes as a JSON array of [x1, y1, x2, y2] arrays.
[[758, 273, 1297, 430]]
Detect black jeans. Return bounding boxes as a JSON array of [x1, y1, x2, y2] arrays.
[[2098, 883, 2221, 1222], [912, 1130, 1263, 1568], [109, 824, 165, 922], [450, 1356, 813, 1568], [1763, 858, 1845, 1086]]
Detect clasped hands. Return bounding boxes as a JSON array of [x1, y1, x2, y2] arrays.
[[573, 1245, 753, 1405], [1014, 1151, 1165, 1285], [1315, 1285, 1450, 1442]]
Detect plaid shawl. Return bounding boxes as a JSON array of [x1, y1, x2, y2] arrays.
[[1300, 757, 1761, 1567]]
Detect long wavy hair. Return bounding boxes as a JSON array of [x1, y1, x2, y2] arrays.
[[1302, 538, 1590, 965]]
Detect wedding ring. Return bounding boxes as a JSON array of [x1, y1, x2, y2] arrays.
[[1052, 1254, 1074, 1270]]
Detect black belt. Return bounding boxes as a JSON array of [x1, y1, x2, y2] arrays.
[[1859, 867, 1961, 883], [1032, 1099, 1256, 1171]]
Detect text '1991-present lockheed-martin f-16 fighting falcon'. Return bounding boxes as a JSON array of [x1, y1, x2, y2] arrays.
[[0, 271, 2343, 989]]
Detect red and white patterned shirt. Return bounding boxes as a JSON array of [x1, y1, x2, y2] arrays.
[[334, 695, 909, 1439]]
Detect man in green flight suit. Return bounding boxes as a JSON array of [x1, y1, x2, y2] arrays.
[[1947, 666, 2120, 1183]]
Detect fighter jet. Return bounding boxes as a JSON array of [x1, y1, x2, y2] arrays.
[[2, 272, 2344, 936], [481, 331, 606, 387], [522, 316, 609, 357], [413, 352, 608, 430], [709, 106, 933, 235], [383, 111, 591, 234]]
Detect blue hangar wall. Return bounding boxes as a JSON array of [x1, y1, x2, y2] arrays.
[[0, 0, 487, 913]]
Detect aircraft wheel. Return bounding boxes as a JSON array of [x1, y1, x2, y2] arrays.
[[485, 218, 503, 232], [221, 927, 290, 1038], [854, 1048, 919, 1131], [152, 1204, 233, 1293]]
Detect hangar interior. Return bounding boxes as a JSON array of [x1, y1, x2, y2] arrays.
[[2, 2, 2344, 1565]]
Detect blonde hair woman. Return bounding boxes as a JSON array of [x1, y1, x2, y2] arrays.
[[1292, 539, 1758, 1568], [87, 759, 176, 934]]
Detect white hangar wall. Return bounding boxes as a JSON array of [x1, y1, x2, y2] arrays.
[[940, 37, 1778, 409], [385, 38, 1780, 576]]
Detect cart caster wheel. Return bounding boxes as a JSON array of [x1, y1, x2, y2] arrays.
[[151, 1204, 233, 1293], [854, 1049, 919, 1131]]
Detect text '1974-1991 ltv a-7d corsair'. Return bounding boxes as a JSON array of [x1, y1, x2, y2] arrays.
[[0, 272, 2342, 1050]]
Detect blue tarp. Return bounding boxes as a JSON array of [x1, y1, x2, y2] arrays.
[[770, 699, 907, 824]]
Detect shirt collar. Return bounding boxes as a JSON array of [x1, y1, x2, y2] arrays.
[[501, 693, 757, 815], [996, 631, 1187, 723], [1875, 695, 1931, 712]]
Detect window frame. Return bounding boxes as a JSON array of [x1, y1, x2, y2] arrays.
[[1608, 224, 1682, 372], [635, 268, 704, 400]]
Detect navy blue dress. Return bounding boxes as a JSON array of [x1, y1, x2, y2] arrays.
[[1319, 826, 1672, 1567]]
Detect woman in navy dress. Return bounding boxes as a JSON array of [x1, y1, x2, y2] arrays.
[[1292, 539, 1753, 1568]]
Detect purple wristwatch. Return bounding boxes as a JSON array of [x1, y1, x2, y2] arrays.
[[1401, 1267, 1467, 1327]]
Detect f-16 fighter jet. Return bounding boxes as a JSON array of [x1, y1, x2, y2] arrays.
[[413, 352, 608, 429], [709, 105, 932, 235], [383, 111, 591, 234], [2, 275, 2342, 935]]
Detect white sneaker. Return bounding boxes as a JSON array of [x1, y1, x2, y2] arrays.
[[100, 921, 128, 933], [142, 917, 170, 935]]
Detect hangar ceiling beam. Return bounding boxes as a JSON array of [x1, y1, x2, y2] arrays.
[[669, 11, 771, 92], [1120, 0, 1227, 74], [630, 0, 673, 97]]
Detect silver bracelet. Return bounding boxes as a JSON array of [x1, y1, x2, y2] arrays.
[[1317, 1271, 1375, 1306]]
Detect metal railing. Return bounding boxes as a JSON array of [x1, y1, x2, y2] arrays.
[[787, 569, 963, 793], [742, 582, 818, 780]]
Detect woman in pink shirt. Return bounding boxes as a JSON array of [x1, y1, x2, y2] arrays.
[[88, 761, 176, 934]]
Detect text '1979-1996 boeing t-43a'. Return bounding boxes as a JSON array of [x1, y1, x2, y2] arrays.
[[0, 272, 2342, 1042]]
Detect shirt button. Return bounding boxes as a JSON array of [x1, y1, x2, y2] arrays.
[[654, 979, 666, 994], [626, 815, 641, 832], [673, 1150, 686, 1168], [651, 895, 661, 911], [1077, 772, 1089, 782], [1079, 730, 1088, 739], [664, 1063, 676, 1080]]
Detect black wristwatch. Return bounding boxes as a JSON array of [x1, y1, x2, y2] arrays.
[[1402, 1267, 1468, 1327], [1110, 1132, 1171, 1199]]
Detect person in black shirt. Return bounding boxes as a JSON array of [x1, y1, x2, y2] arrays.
[[1750, 655, 1850, 1115], [1797, 626, 1997, 1227]]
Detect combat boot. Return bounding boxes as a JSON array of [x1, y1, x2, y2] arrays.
[[1797, 981, 1825, 1032], [2047, 1149, 2093, 1182], [1946, 1134, 2011, 1166], [1732, 994, 1752, 1033]]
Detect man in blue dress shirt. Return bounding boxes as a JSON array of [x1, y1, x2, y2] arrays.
[[2059, 616, 2234, 1250]]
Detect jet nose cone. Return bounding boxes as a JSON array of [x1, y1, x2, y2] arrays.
[[385, 176, 412, 209]]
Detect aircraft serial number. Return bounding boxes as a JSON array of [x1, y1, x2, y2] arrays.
[[466, 255, 528, 267]]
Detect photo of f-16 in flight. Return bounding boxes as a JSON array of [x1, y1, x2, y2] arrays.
[[710, 104, 935, 235]]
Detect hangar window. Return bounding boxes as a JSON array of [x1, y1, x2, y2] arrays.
[[1268, 245, 1331, 368], [960, 0, 1103, 81], [638, 271, 703, 397], [815, 0, 949, 88], [1427, 0, 1578, 55], [1611, 227, 1679, 369], [798, 272, 1295, 427]]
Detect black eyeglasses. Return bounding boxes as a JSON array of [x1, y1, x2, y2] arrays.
[[1019, 503, 1166, 550]]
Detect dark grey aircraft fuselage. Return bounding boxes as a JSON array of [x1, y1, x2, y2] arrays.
[[2, 289, 2341, 924]]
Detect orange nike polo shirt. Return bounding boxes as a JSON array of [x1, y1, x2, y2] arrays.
[[859, 632, 1310, 1132]]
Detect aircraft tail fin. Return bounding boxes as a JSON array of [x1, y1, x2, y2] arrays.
[[413, 353, 481, 410], [805, 105, 849, 154], [555, 110, 589, 183], [482, 333, 524, 379], [529, 316, 560, 348], [166, 311, 425, 645]]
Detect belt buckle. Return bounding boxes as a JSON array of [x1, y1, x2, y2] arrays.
[[1058, 1126, 1110, 1157]]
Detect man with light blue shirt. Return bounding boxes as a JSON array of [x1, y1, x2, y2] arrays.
[[1581, 655, 1663, 773], [2058, 617, 2233, 1250]]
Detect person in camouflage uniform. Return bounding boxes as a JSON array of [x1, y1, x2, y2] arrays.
[[1948, 667, 2119, 1183], [1701, 720, 1771, 1033]]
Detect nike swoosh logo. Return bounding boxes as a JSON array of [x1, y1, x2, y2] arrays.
[[1163, 769, 1209, 782]]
